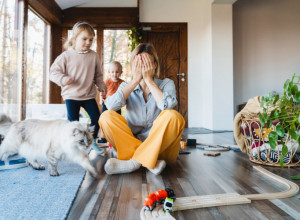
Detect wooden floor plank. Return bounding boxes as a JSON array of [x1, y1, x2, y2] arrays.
[[114, 172, 143, 220], [94, 175, 119, 220]]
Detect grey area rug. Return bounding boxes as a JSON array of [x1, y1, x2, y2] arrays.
[[0, 160, 86, 220]]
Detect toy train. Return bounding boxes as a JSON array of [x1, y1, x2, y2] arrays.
[[144, 188, 176, 211]]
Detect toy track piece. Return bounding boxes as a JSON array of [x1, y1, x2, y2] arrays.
[[172, 193, 250, 211], [243, 166, 299, 200], [140, 206, 175, 220]]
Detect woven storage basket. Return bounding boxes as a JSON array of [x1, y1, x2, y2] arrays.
[[241, 114, 300, 167]]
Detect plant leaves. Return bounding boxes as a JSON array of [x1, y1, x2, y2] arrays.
[[269, 131, 278, 141], [260, 96, 265, 107], [284, 79, 290, 90], [270, 110, 275, 119], [263, 108, 268, 119], [287, 82, 293, 96], [268, 130, 278, 150], [265, 95, 270, 102], [281, 109, 287, 116], [291, 85, 298, 96], [274, 110, 279, 119], [280, 154, 284, 168], [295, 91, 300, 103], [269, 137, 277, 149], [290, 174, 300, 180], [258, 113, 264, 126], [267, 118, 272, 128], [288, 128, 298, 140], [282, 144, 288, 156], [273, 94, 279, 104], [276, 125, 285, 137]]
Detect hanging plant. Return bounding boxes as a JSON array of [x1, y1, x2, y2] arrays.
[[126, 27, 142, 52]]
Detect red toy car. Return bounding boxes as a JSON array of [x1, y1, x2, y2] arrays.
[[144, 188, 176, 211], [144, 193, 157, 210], [155, 189, 168, 204]]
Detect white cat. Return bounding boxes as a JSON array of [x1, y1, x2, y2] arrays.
[[0, 118, 99, 178]]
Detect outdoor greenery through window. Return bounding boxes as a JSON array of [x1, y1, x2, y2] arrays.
[[26, 9, 49, 105], [103, 30, 131, 81], [0, 0, 21, 121]]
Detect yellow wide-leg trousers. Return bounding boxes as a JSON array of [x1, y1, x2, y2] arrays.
[[99, 109, 185, 169]]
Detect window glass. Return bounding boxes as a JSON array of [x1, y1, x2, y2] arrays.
[[0, 0, 21, 121], [103, 30, 131, 82], [26, 9, 47, 106]]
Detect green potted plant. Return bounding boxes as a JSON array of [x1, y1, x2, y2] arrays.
[[259, 74, 300, 172], [126, 27, 142, 52]]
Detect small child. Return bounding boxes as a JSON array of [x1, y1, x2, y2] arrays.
[[49, 21, 106, 154], [100, 61, 125, 114], [99, 61, 124, 143]]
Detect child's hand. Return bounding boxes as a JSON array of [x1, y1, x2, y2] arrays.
[[100, 98, 105, 105], [100, 89, 106, 105], [62, 77, 74, 86], [100, 89, 106, 97]]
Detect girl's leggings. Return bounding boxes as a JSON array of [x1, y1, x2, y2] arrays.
[[65, 99, 100, 139]]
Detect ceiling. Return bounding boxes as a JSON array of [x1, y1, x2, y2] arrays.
[[54, 0, 138, 10], [54, 0, 237, 10]]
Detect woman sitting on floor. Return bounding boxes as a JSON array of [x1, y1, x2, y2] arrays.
[[99, 43, 185, 175]]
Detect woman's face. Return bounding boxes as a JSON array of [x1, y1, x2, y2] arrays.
[[140, 52, 155, 64], [138, 52, 157, 76]]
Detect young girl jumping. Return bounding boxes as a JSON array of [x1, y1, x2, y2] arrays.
[[49, 21, 106, 154]]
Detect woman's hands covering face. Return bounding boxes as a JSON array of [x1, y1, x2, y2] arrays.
[[141, 53, 156, 81], [132, 55, 143, 82]]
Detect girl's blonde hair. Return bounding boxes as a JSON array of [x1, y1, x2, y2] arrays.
[[64, 21, 95, 50], [129, 43, 160, 78], [109, 61, 123, 72]]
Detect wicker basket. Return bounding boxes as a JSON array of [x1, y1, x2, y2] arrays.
[[241, 114, 300, 167]]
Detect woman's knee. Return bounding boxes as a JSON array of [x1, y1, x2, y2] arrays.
[[161, 110, 185, 126], [99, 110, 116, 125]]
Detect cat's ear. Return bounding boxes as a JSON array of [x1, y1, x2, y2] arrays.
[[88, 125, 95, 134], [73, 128, 80, 136]]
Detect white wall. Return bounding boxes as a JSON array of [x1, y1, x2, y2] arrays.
[[212, 4, 234, 130], [233, 0, 300, 113], [140, 0, 234, 130]]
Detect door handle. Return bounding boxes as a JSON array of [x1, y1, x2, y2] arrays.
[[177, 73, 185, 81]]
